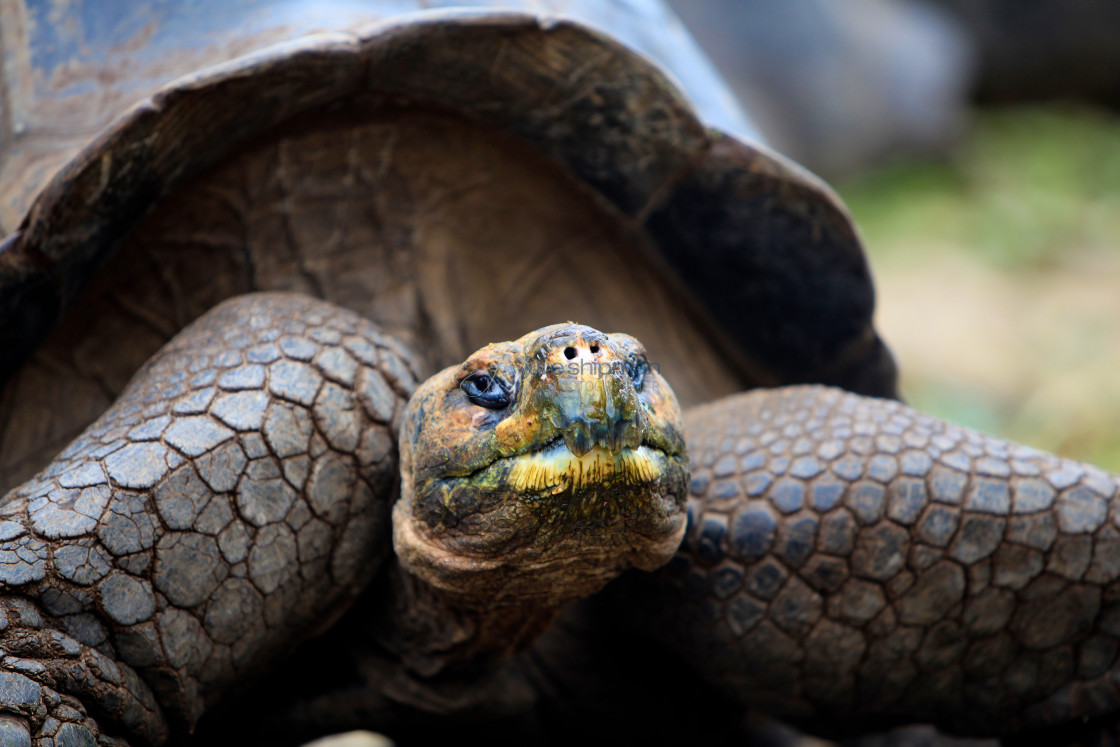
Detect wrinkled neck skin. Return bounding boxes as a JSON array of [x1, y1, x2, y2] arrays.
[[373, 554, 566, 687], [373, 486, 684, 712], [362, 526, 640, 714]]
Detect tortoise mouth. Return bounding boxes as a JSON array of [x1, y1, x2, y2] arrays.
[[395, 433, 688, 606], [414, 432, 684, 544], [504, 438, 663, 494], [434, 435, 684, 544]]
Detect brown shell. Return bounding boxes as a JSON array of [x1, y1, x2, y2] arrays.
[[0, 9, 896, 491]]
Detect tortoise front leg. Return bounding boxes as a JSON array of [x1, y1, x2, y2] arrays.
[[613, 385, 1120, 740], [0, 293, 414, 745]]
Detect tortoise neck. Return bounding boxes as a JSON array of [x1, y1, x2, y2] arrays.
[[375, 559, 562, 681]]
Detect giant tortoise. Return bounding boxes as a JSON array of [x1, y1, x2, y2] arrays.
[[0, 4, 1117, 746]]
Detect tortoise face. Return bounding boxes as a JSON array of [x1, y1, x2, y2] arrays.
[[394, 323, 688, 606]]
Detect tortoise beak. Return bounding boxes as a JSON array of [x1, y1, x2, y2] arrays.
[[526, 329, 646, 457]]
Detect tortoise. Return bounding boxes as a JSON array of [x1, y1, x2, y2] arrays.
[[1, 3, 1118, 746]]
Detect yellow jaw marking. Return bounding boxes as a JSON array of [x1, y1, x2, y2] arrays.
[[509, 443, 659, 493]]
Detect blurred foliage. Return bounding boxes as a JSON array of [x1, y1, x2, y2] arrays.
[[834, 105, 1120, 471], [841, 105, 1120, 270]]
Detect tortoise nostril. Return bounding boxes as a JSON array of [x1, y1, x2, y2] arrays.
[[564, 347, 577, 360], [589, 344, 599, 354]]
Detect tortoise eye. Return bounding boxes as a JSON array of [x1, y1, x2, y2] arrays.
[[461, 371, 511, 409], [627, 355, 649, 391]]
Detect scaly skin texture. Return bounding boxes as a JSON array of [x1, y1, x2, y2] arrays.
[[0, 293, 417, 744], [613, 385, 1120, 739], [6, 297, 1120, 744]]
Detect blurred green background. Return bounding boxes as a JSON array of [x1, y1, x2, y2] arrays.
[[834, 105, 1120, 471]]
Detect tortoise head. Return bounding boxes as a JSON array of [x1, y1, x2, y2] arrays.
[[394, 323, 688, 607]]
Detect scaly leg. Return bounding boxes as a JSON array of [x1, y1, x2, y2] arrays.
[[0, 293, 414, 745], [614, 385, 1120, 740]]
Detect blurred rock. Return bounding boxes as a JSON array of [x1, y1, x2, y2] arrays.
[[931, 0, 1120, 106], [667, 0, 976, 177]]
